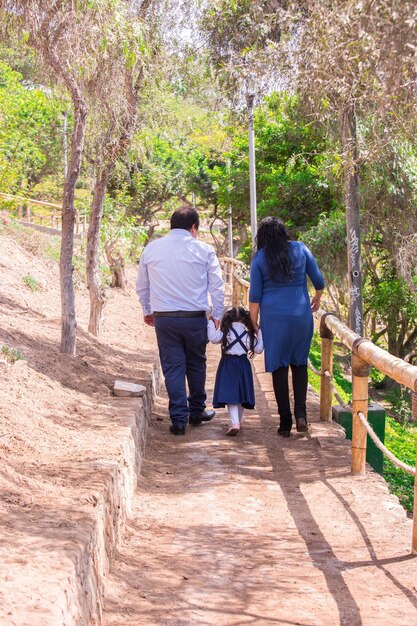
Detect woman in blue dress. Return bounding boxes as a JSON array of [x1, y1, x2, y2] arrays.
[[249, 217, 325, 437]]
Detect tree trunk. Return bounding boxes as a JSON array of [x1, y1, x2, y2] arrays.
[[60, 98, 87, 355], [86, 170, 109, 336], [341, 103, 363, 336], [104, 242, 127, 289]]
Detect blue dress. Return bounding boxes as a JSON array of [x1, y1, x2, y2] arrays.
[[249, 242, 325, 372], [212, 325, 257, 409]]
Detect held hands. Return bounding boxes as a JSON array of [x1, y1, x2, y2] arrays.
[[211, 317, 220, 330], [310, 294, 321, 313], [144, 314, 155, 327]]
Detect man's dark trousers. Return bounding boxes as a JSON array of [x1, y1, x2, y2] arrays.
[[154, 315, 207, 428]]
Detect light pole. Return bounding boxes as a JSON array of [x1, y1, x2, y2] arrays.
[[227, 157, 233, 258], [247, 92, 257, 244]]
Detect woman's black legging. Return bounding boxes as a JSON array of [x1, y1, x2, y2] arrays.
[[272, 364, 308, 431]]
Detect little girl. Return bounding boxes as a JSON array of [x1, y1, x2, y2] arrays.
[[208, 307, 263, 436]]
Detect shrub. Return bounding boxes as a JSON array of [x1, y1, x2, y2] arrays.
[[1, 344, 25, 364], [23, 274, 39, 291]]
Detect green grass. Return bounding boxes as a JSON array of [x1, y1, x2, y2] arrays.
[[1, 344, 25, 364], [384, 419, 417, 512], [308, 332, 351, 404], [23, 274, 40, 291], [309, 331, 416, 513], [44, 236, 61, 262]]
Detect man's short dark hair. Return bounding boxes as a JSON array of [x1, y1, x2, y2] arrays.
[[170, 207, 200, 231]]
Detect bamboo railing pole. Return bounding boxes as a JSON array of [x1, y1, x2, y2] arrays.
[[412, 392, 417, 423], [320, 316, 334, 422], [351, 353, 370, 475], [316, 310, 417, 391], [413, 448, 417, 554]]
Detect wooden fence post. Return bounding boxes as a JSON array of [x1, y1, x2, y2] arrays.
[[243, 285, 249, 308], [320, 315, 334, 422], [351, 345, 370, 475], [232, 277, 238, 307]]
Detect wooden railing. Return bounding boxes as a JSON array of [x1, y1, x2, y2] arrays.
[[0, 192, 89, 237], [220, 256, 417, 554], [219, 257, 249, 307]]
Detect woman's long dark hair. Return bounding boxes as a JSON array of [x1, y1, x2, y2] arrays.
[[255, 217, 293, 281], [220, 307, 257, 358]]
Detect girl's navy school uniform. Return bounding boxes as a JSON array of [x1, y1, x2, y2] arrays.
[[207, 318, 264, 435]]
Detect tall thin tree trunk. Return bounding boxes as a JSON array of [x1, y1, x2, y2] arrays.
[[85, 67, 143, 336], [341, 103, 363, 336], [87, 169, 109, 336], [60, 99, 87, 355], [33, 29, 88, 355]]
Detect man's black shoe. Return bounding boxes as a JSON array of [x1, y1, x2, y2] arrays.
[[277, 429, 291, 438], [170, 424, 186, 436], [189, 409, 215, 426]]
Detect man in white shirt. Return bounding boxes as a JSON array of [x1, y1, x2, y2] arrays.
[[136, 207, 225, 435]]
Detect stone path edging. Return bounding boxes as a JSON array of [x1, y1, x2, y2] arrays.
[[0, 362, 160, 626], [72, 365, 161, 625]]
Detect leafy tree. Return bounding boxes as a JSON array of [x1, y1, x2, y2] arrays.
[[1, 0, 120, 355], [85, 0, 157, 336], [287, 0, 417, 335], [0, 61, 62, 193], [107, 85, 230, 240], [364, 262, 417, 362], [209, 94, 337, 243], [101, 193, 147, 289], [303, 211, 348, 318]]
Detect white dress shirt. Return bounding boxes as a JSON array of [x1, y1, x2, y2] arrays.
[[207, 320, 264, 355], [136, 229, 225, 319]]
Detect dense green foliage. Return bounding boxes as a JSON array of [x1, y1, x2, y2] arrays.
[[209, 94, 337, 237], [0, 61, 63, 193]]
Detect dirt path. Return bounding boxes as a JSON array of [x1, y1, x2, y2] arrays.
[[103, 346, 417, 626]]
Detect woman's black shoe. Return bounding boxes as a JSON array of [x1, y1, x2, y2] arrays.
[[296, 418, 308, 432], [277, 429, 290, 438]]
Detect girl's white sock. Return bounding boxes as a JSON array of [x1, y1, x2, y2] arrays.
[[227, 404, 240, 427], [238, 404, 244, 424]]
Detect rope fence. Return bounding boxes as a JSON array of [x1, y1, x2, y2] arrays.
[[307, 357, 416, 473], [357, 411, 415, 475], [307, 359, 350, 410]]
